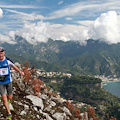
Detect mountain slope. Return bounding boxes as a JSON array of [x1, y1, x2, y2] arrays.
[[2, 35, 120, 77]]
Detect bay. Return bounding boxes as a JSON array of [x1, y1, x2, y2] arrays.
[[103, 81, 120, 98]]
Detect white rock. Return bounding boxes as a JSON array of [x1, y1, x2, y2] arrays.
[[34, 106, 38, 111], [20, 110, 26, 116], [26, 95, 44, 110], [62, 106, 72, 116], [9, 103, 14, 111], [50, 110, 55, 114], [43, 113, 53, 120], [52, 113, 66, 120], [24, 104, 29, 110], [15, 62, 21, 68], [36, 115, 40, 119], [44, 106, 52, 112], [51, 96, 63, 104], [50, 101, 56, 107], [41, 94, 49, 100], [18, 102, 23, 106], [80, 112, 88, 120]]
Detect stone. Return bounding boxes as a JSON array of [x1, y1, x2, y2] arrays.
[[26, 95, 44, 110]]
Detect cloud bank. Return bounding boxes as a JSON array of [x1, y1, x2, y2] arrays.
[[53, 11, 120, 45], [1, 11, 120, 45]]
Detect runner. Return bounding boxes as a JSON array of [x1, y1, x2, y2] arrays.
[[0, 47, 24, 120]]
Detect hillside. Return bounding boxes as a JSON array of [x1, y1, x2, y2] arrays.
[[2, 35, 120, 78], [41, 75, 120, 119], [0, 62, 106, 120]]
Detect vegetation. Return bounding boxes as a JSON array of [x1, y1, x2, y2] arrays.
[[21, 61, 102, 119], [43, 75, 120, 119]]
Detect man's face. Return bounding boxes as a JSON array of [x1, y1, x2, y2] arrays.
[[0, 51, 5, 60]]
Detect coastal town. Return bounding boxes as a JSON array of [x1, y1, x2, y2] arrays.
[[36, 68, 120, 82], [95, 75, 120, 82], [36, 69, 72, 78]]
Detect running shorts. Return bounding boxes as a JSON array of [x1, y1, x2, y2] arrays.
[[0, 82, 13, 95]]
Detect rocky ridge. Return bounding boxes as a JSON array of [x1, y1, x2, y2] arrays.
[[0, 62, 98, 120]]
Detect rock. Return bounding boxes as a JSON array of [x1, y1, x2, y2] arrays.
[[9, 103, 14, 111], [62, 106, 72, 116], [26, 95, 44, 110], [80, 112, 88, 120], [20, 110, 26, 116], [52, 113, 66, 120], [43, 113, 53, 120], [41, 94, 49, 100], [50, 101, 56, 107], [24, 104, 29, 110]]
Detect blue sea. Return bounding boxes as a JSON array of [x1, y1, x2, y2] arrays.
[[103, 81, 120, 98]]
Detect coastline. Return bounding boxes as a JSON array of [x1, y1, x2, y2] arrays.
[[95, 75, 120, 88], [102, 80, 120, 88], [95, 75, 120, 98], [102, 79, 120, 83], [102, 80, 120, 98]]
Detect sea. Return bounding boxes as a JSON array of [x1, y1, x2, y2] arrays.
[[103, 81, 120, 98]]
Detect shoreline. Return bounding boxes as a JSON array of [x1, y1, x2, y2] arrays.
[[102, 80, 120, 83], [101, 79, 120, 88], [102, 80, 120, 98], [95, 75, 120, 83]]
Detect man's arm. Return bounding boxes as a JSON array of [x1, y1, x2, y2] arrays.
[[12, 65, 24, 76]]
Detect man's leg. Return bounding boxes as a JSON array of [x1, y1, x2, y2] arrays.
[[1, 94, 11, 114], [0, 84, 11, 114]]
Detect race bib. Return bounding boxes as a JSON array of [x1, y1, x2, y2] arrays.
[[0, 68, 9, 76]]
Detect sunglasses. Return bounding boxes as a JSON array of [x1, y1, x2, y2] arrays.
[[0, 49, 4, 52]]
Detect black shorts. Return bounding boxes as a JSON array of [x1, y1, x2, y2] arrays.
[[0, 82, 13, 95]]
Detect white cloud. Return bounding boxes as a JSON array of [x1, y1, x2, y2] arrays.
[[47, 11, 120, 45], [5, 9, 45, 21], [9, 31, 15, 40], [77, 20, 94, 27], [5, 21, 87, 45], [88, 11, 120, 44], [0, 33, 16, 44], [0, 5, 40, 9], [0, 8, 3, 17], [58, 1, 63, 5], [47, 0, 120, 20], [52, 11, 120, 45], [15, 21, 49, 44], [65, 17, 73, 21], [47, 23, 88, 44]]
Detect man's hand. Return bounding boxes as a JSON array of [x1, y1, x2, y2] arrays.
[[19, 71, 24, 76]]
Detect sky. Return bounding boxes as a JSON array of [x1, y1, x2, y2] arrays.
[[0, 0, 120, 45]]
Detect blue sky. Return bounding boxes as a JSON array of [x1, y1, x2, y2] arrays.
[[0, 0, 120, 45]]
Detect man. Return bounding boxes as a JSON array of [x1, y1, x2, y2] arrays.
[[0, 47, 24, 120]]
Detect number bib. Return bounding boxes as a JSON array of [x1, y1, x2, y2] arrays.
[[0, 68, 9, 76]]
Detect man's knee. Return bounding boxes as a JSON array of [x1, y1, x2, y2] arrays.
[[1, 95, 7, 102], [8, 95, 13, 100]]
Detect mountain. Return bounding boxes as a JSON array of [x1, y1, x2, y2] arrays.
[[1, 35, 120, 78]]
